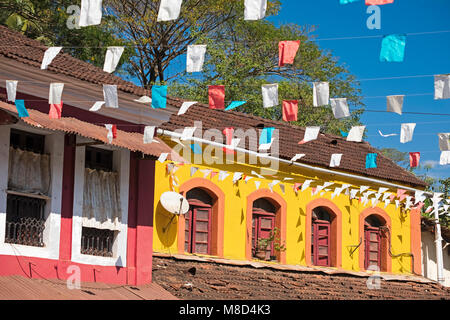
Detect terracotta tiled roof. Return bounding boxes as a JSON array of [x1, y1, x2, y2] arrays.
[[0, 101, 184, 162], [153, 255, 450, 300], [0, 275, 177, 300], [160, 103, 427, 188], [0, 25, 184, 108]]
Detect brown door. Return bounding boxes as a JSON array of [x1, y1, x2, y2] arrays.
[[185, 206, 212, 255], [364, 226, 381, 270]]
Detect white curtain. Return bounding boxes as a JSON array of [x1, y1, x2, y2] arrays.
[[82, 168, 121, 230], [8, 147, 50, 195]]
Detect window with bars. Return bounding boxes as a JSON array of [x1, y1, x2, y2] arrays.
[[252, 198, 276, 260], [364, 215, 384, 270], [80, 227, 115, 257]]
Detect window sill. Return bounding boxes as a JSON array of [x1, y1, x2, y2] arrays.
[[6, 190, 51, 200]]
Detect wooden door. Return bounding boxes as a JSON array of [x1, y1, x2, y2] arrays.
[[185, 206, 212, 255], [252, 213, 275, 257], [364, 226, 381, 270]]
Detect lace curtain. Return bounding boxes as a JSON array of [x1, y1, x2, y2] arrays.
[[8, 147, 51, 195], [82, 168, 122, 230]]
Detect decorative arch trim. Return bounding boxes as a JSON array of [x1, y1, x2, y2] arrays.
[[178, 178, 225, 258], [305, 198, 343, 268], [359, 207, 392, 273], [246, 189, 287, 264]]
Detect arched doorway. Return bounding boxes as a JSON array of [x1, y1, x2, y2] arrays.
[[252, 198, 277, 260], [185, 188, 213, 255], [364, 214, 387, 271], [311, 206, 335, 267]]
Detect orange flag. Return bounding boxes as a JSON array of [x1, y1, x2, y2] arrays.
[[49, 100, 63, 119], [278, 41, 300, 67], [209, 85, 225, 109], [366, 0, 394, 4], [282, 100, 298, 121]]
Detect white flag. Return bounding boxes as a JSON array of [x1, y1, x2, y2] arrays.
[[302, 126, 320, 143], [395, 200, 400, 209], [262, 84, 279, 108], [6, 80, 18, 102], [279, 184, 285, 194], [350, 189, 359, 199], [291, 154, 306, 162], [41, 47, 62, 70], [180, 127, 197, 141], [158, 153, 169, 163], [268, 180, 280, 192], [386, 95, 404, 115], [134, 96, 152, 104], [143, 126, 156, 144], [244, 176, 253, 183], [301, 180, 313, 192], [330, 98, 350, 119], [90, 101, 105, 112], [251, 171, 264, 179], [105, 124, 114, 144], [178, 101, 197, 115], [378, 187, 389, 194], [360, 186, 369, 194], [244, 0, 267, 20], [382, 192, 392, 201], [79, 0, 103, 27], [347, 126, 365, 142], [254, 181, 261, 190], [190, 166, 199, 177], [200, 169, 213, 178], [440, 151, 450, 165], [103, 84, 119, 108], [400, 123, 416, 143], [331, 187, 343, 199], [157, 0, 182, 21], [378, 130, 398, 137], [384, 199, 390, 208], [414, 190, 425, 204], [49, 83, 64, 105], [233, 172, 243, 184], [186, 45, 207, 73], [103, 47, 124, 73], [330, 154, 343, 167], [438, 133, 450, 151], [434, 74, 450, 100], [313, 82, 329, 107]]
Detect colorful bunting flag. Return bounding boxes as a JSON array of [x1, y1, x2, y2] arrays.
[[301, 180, 313, 192], [366, 0, 394, 4], [255, 180, 261, 190], [340, 130, 348, 138], [152, 85, 168, 109], [208, 85, 225, 109], [438, 133, 450, 151], [134, 96, 151, 104], [103, 85, 119, 108], [14, 100, 29, 118], [378, 130, 398, 137], [6, 80, 17, 102], [158, 153, 169, 163], [233, 172, 244, 184], [290, 154, 306, 162], [157, 0, 182, 21], [346, 126, 365, 142], [103, 47, 124, 73], [223, 127, 235, 154], [299, 126, 320, 144], [259, 127, 275, 145], [282, 100, 298, 122], [143, 126, 156, 144], [90, 101, 105, 112], [409, 152, 420, 168], [49, 101, 63, 119], [386, 95, 404, 115], [178, 101, 197, 115], [366, 153, 378, 169], [340, 0, 360, 4], [380, 34, 406, 62], [330, 154, 343, 167], [218, 170, 230, 181], [434, 74, 450, 100], [105, 124, 117, 144], [41, 47, 62, 70], [79, 0, 103, 27], [190, 143, 202, 154], [330, 98, 350, 119], [186, 45, 207, 72], [440, 151, 450, 165], [400, 123, 416, 143], [225, 101, 247, 111], [190, 166, 199, 177], [244, 0, 267, 20], [313, 82, 329, 107], [49, 83, 64, 105], [180, 127, 197, 141], [262, 84, 279, 108], [278, 41, 300, 66]]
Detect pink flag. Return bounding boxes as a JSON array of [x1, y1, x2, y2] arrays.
[[282, 100, 298, 122], [210, 171, 218, 179], [49, 100, 63, 119], [209, 85, 225, 109], [366, 0, 394, 4], [414, 202, 425, 211], [279, 41, 300, 66], [397, 188, 407, 201], [409, 152, 420, 168]]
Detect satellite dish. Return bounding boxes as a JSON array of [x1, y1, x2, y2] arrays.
[[160, 191, 189, 215]]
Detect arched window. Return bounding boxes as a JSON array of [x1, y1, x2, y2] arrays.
[[311, 207, 334, 267], [252, 198, 276, 260], [185, 188, 213, 255], [364, 215, 385, 270]]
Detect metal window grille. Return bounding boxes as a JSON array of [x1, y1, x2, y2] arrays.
[[5, 195, 46, 247], [81, 227, 115, 257]]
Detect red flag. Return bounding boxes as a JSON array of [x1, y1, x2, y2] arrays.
[[278, 41, 300, 66], [282, 100, 298, 121], [222, 127, 235, 154], [209, 85, 225, 109], [366, 0, 394, 4], [112, 125, 117, 139], [49, 100, 63, 119], [409, 152, 420, 168]]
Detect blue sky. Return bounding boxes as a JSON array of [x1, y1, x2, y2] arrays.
[[267, 0, 450, 180]]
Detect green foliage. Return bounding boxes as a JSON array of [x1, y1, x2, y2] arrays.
[[257, 227, 286, 252]]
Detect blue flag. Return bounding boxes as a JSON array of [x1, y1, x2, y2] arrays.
[[225, 101, 247, 111], [152, 85, 167, 109], [191, 143, 202, 154], [340, 0, 359, 4], [259, 127, 275, 145], [340, 130, 349, 138], [366, 153, 378, 169], [15, 100, 29, 118], [380, 34, 406, 62]]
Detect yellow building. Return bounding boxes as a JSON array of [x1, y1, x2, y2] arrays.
[[152, 103, 426, 275]]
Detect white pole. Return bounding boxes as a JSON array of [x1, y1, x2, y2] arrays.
[[433, 206, 445, 285]]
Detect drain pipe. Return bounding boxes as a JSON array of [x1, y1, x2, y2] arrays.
[[432, 206, 445, 285], [157, 128, 430, 195]]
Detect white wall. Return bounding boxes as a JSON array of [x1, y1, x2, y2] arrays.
[[71, 136, 129, 267], [421, 230, 450, 287], [0, 125, 64, 260]]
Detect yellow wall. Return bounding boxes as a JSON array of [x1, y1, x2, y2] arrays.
[[152, 143, 414, 274]]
